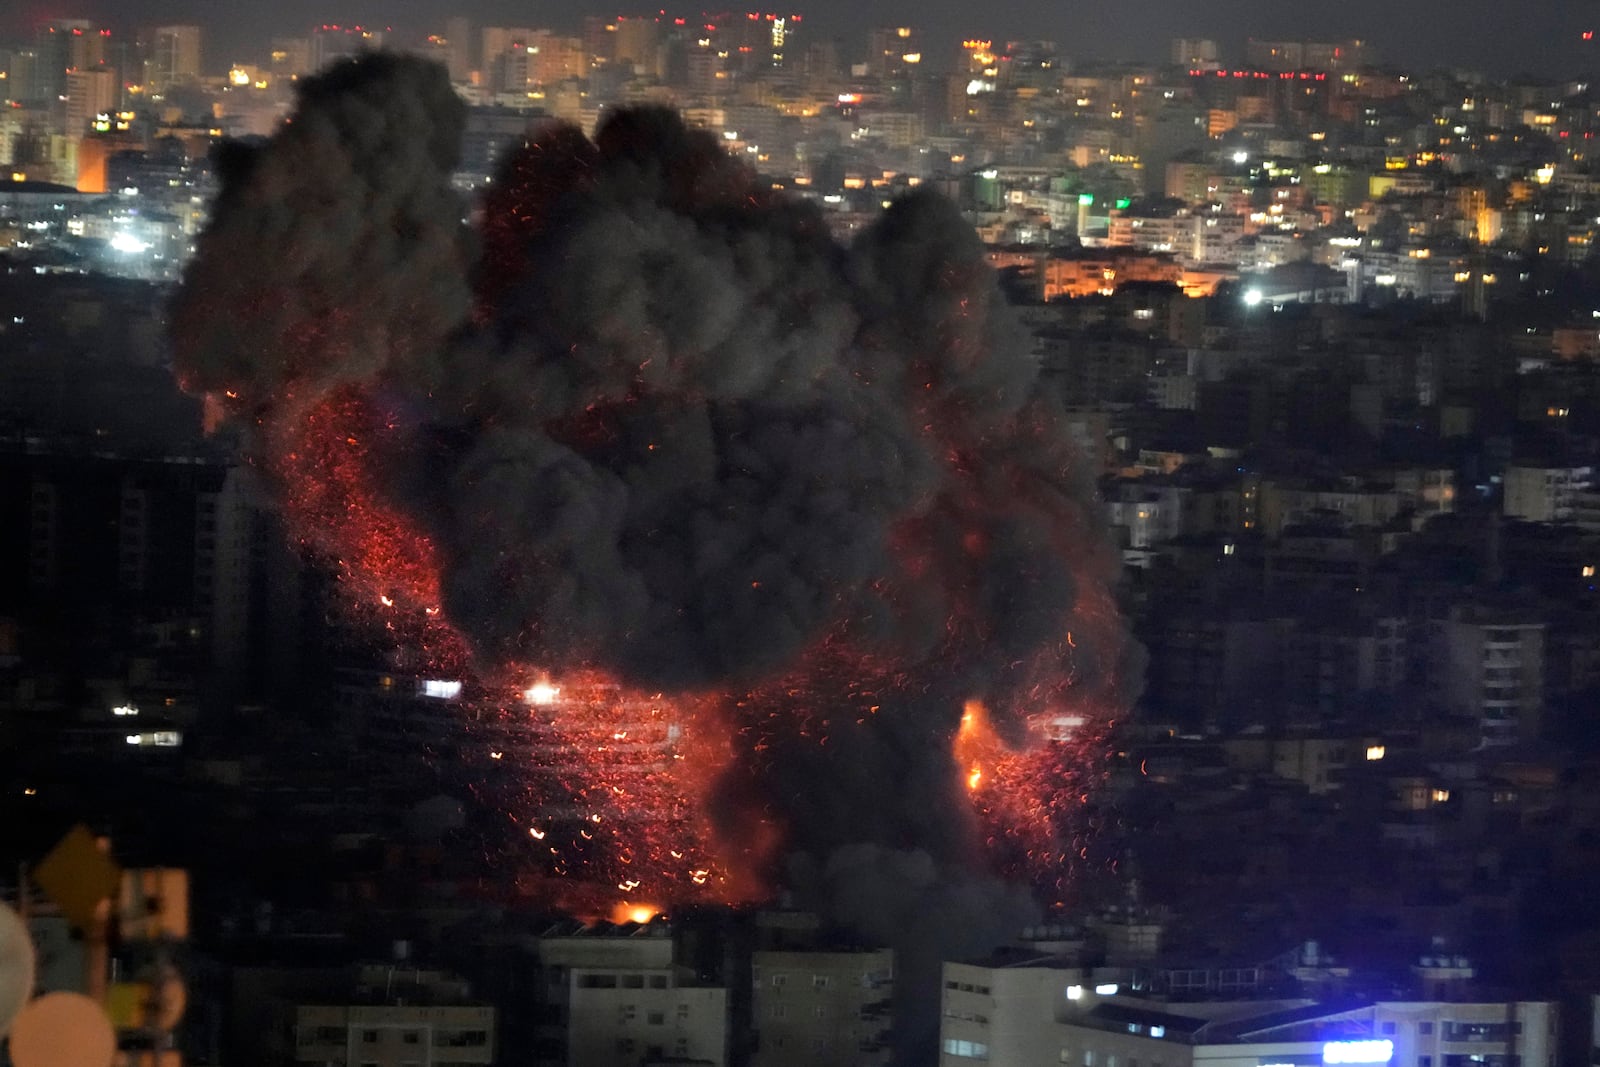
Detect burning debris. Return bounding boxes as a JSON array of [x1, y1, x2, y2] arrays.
[[173, 53, 1140, 1017]]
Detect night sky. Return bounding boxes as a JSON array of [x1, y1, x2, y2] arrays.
[[2, 0, 1596, 78]]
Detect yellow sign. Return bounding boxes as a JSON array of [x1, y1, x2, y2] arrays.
[[31, 826, 122, 933]]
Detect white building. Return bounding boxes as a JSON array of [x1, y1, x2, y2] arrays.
[[1105, 484, 1187, 551], [940, 959, 1092, 1066], [939, 973, 1558, 1067], [535, 922, 728, 1067]]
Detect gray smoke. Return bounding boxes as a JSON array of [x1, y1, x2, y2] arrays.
[[172, 55, 470, 408]]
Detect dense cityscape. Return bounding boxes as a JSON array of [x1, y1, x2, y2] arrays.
[[4, 7, 1600, 1067]]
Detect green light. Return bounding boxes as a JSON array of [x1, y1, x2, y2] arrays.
[[1115, 197, 1132, 209], [1078, 193, 1094, 205]]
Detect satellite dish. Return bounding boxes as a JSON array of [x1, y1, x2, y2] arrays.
[[8, 992, 116, 1067], [0, 902, 34, 1036]]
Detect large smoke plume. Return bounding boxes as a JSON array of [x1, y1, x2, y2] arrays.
[[174, 55, 1140, 1062]]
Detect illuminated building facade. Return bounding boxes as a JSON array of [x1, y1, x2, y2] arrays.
[[939, 975, 1558, 1067], [708, 12, 803, 75], [865, 27, 919, 81], [64, 68, 116, 136], [1040, 251, 1183, 301]]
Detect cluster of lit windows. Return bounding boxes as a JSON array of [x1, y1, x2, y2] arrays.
[[943, 1038, 990, 1059]]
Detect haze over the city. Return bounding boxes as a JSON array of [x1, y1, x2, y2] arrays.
[[3, 0, 1595, 76]]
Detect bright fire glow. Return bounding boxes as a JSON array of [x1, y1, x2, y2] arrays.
[[610, 902, 659, 924], [525, 682, 560, 705]]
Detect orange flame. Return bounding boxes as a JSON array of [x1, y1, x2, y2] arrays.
[[956, 698, 1007, 793], [610, 902, 659, 925]]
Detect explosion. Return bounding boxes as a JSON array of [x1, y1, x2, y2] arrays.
[[173, 54, 1137, 963]]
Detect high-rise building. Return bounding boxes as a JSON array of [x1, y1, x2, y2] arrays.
[[308, 25, 383, 74], [1171, 37, 1220, 69], [584, 16, 618, 70], [802, 38, 840, 85], [612, 16, 662, 73], [269, 37, 311, 79], [1302, 39, 1369, 70], [146, 25, 201, 91], [65, 68, 116, 134], [480, 27, 540, 93], [444, 15, 474, 82], [1244, 38, 1304, 70], [865, 26, 918, 80], [708, 12, 802, 76], [3, 49, 40, 105], [33, 20, 100, 102]]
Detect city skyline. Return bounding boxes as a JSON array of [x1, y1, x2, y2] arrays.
[[1, 0, 1595, 78], [9, 0, 1600, 1058]]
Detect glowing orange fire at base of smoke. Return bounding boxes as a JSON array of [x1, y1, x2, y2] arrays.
[[232, 386, 1121, 922]]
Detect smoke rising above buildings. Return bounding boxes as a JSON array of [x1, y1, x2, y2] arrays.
[[172, 59, 1138, 1045], [175, 52, 1127, 701]]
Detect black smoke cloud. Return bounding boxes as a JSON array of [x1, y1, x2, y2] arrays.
[[177, 55, 1125, 697], [175, 54, 1137, 1061]]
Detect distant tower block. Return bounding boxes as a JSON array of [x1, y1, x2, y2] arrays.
[[1172, 38, 1220, 70]]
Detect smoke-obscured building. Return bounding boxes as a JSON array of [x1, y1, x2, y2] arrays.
[[751, 947, 893, 1066], [308, 25, 384, 75]]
